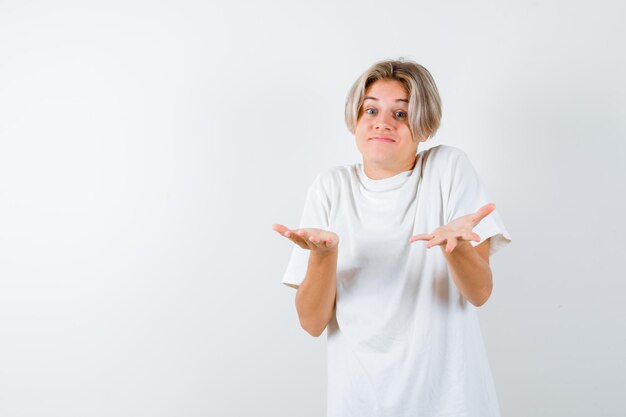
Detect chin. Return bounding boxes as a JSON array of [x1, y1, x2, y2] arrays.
[[364, 153, 395, 165]]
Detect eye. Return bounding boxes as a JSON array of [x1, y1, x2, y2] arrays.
[[362, 107, 407, 119]]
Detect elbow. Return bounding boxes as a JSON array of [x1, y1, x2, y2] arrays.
[[472, 284, 493, 307], [298, 306, 332, 337], [305, 327, 325, 338], [300, 319, 328, 337], [295, 293, 334, 337], [472, 297, 488, 308]]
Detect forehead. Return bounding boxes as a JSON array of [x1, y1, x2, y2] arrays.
[[364, 79, 409, 102]]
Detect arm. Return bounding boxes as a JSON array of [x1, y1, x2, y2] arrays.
[[441, 238, 492, 307], [295, 248, 338, 337], [273, 224, 339, 337], [410, 203, 497, 307]]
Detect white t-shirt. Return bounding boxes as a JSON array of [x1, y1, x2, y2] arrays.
[[281, 144, 512, 417]]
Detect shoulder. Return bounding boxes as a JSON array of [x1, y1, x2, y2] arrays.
[[422, 144, 469, 165], [309, 164, 356, 192], [421, 144, 475, 177]]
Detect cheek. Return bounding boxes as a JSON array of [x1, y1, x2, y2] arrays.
[[354, 123, 368, 139], [400, 125, 415, 142]]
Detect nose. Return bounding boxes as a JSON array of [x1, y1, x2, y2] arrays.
[[374, 112, 394, 130]]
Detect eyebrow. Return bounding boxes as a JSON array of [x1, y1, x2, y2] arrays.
[[363, 96, 408, 103]]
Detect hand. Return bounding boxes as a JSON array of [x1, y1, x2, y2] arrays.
[[408, 203, 496, 253], [272, 223, 339, 253]]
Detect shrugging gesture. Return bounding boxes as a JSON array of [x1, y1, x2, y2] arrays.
[[272, 224, 339, 252], [409, 203, 496, 253]]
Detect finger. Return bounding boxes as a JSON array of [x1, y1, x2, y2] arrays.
[[296, 230, 324, 250], [288, 238, 309, 250], [310, 231, 338, 247], [307, 234, 332, 249], [272, 223, 290, 235], [475, 203, 496, 221], [307, 234, 325, 246], [426, 236, 446, 248], [445, 237, 458, 253], [284, 230, 309, 249], [461, 232, 481, 242], [286, 234, 308, 249], [409, 234, 434, 243], [294, 229, 312, 245]]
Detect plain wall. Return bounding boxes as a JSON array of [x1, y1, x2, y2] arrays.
[[0, 0, 624, 416]]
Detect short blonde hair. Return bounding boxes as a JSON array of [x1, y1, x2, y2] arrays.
[[345, 58, 442, 142]]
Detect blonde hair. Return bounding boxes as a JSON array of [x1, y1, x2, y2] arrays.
[[344, 58, 442, 142]]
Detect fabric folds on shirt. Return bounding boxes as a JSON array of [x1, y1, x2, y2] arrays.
[[281, 144, 512, 417]]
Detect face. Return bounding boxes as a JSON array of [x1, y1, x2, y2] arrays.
[[355, 79, 424, 174]]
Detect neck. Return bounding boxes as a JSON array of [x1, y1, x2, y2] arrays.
[[363, 156, 417, 180]]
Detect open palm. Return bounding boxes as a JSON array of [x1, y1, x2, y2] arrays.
[[272, 223, 339, 252], [409, 203, 496, 253]]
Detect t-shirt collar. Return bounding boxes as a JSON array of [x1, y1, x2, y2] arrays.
[[357, 159, 417, 191]]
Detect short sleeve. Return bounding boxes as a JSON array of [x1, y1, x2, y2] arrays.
[[281, 174, 331, 289], [445, 150, 512, 257]]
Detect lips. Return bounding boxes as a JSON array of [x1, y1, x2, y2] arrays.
[[370, 136, 396, 142]]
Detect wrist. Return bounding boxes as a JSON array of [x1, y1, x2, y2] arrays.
[[310, 247, 338, 259]]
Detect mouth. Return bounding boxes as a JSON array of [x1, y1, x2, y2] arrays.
[[370, 136, 396, 143]]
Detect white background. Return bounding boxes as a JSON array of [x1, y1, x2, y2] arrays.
[[1, 1, 624, 416]]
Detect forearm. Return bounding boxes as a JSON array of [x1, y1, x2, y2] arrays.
[[296, 249, 338, 337], [441, 241, 492, 306]]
